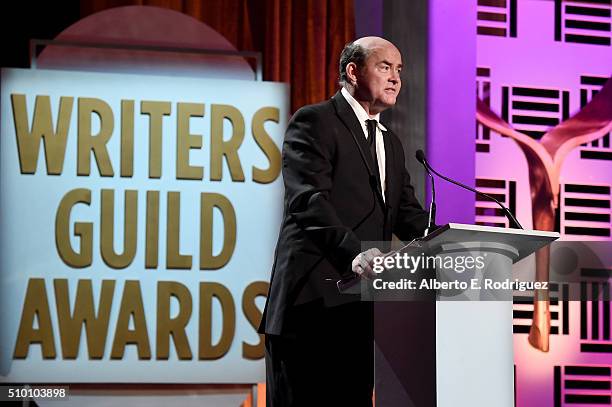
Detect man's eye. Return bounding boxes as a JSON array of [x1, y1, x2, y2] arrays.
[[380, 65, 390, 71]]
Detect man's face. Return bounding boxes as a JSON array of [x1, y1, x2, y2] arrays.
[[355, 42, 402, 114]]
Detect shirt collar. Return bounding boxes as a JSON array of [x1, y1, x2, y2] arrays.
[[340, 87, 387, 132]]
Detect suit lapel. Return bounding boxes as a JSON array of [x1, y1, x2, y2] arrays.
[[382, 130, 394, 208], [332, 92, 386, 207], [332, 93, 375, 171]]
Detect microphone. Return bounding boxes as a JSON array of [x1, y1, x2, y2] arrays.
[[415, 149, 523, 230], [415, 150, 436, 236]]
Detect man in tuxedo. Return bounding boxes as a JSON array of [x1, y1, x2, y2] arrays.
[[260, 36, 430, 406]]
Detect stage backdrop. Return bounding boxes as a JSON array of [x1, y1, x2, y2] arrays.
[[475, 1, 611, 406], [0, 67, 287, 383]]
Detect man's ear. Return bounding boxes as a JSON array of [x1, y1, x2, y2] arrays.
[[346, 62, 358, 86]]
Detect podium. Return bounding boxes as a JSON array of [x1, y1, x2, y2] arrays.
[[372, 223, 559, 407]]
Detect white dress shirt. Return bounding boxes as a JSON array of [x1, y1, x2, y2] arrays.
[[340, 87, 387, 201]]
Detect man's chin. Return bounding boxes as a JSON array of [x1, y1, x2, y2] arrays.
[[370, 98, 397, 114], [380, 98, 397, 109]]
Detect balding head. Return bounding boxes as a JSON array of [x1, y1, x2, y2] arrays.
[[339, 36, 403, 115], [353, 36, 398, 53], [338, 37, 401, 86]]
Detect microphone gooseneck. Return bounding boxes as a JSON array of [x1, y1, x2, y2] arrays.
[[415, 149, 523, 230], [416, 150, 437, 236]]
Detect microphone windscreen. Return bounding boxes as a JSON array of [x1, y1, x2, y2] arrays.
[[415, 149, 425, 164]]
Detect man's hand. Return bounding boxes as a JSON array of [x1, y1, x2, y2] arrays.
[[351, 248, 383, 279]]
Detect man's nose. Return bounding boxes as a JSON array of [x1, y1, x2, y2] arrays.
[[389, 71, 400, 84]]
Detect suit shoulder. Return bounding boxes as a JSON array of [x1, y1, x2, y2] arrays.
[[290, 99, 335, 123]]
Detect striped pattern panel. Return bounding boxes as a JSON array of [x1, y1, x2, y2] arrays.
[[474, 178, 516, 228], [501, 85, 569, 140], [580, 269, 612, 354], [513, 284, 568, 335], [580, 75, 612, 160], [476, 67, 492, 153], [561, 183, 611, 239], [555, 0, 612, 46], [477, 0, 517, 37], [554, 365, 611, 406]]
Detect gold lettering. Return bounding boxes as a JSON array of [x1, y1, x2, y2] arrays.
[[198, 282, 235, 360], [252, 107, 281, 184], [141, 101, 171, 179], [156, 281, 193, 360], [11, 94, 73, 175], [176, 102, 204, 180], [145, 191, 160, 269], [13, 279, 56, 359], [210, 104, 245, 181], [100, 189, 137, 269], [166, 192, 192, 269], [120, 100, 134, 177], [77, 97, 114, 176], [111, 280, 151, 359], [200, 193, 236, 270], [54, 279, 114, 359], [242, 281, 268, 359], [55, 188, 92, 268]]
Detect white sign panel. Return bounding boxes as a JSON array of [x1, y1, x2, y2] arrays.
[[0, 68, 287, 382]]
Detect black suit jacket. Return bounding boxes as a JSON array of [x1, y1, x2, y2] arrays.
[[260, 91, 429, 335]]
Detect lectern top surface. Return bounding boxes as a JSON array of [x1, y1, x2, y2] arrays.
[[444, 223, 559, 238], [422, 223, 560, 263]]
